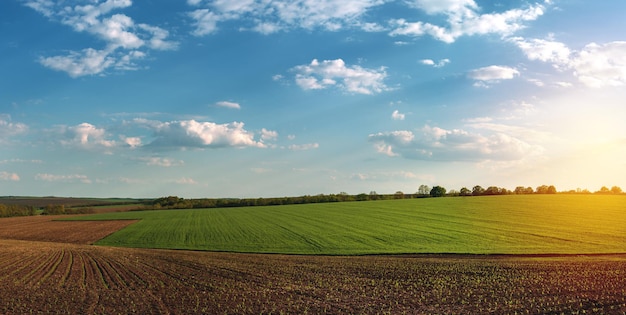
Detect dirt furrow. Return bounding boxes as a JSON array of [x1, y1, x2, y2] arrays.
[[57, 249, 74, 288]]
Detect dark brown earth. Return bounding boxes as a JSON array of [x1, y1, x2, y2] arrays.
[[1, 216, 625, 314]]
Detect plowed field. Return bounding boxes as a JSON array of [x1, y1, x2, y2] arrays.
[[1, 215, 626, 314], [0, 215, 136, 244]]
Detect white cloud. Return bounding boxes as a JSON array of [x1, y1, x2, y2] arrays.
[[0, 172, 20, 181], [390, 2, 545, 43], [39, 48, 115, 78], [260, 128, 278, 141], [24, 0, 177, 77], [59, 123, 116, 149], [369, 125, 540, 161], [215, 101, 241, 109], [406, 0, 478, 15], [189, 9, 221, 36], [513, 37, 626, 88], [391, 110, 405, 120], [510, 37, 571, 65], [468, 65, 519, 86], [187, 0, 386, 35], [570, 41, 626, 88], [138, 119, 265, 149], [420, 58, 450, 68], [35, 173, 92, 184], [121, 136, 142, 148], [292, 59, 389, 94]]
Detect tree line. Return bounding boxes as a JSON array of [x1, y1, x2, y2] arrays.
[[147, 184, 623, 210], [0, 184, 622, 217], [0, 204, 36, 218]]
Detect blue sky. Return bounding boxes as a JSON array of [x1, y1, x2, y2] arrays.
[[1, 0, 625, 198]]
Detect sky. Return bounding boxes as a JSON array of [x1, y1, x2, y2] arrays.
[[1, 0, 625, 198]]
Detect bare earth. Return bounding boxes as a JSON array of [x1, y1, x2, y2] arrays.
[[0, 215, 137, 244], [0, 215, 625, 314]]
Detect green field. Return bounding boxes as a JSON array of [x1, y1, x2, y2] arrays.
[[68, 195, 626, 255]]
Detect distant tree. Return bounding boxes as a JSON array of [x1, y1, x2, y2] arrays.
[[430, 186, 446, 197], [459, 187, 471, 196], [547, 185, 557, 194], [611, 186, 623, 194], [356, 193, 369, 201], [597, 186, 610, 194], [417, 185, 430, 196], [525, 187, 534, 194], [369, 191, 379, 200], [484, 186, 502, 195], [472, 185, 485, 196], [394, 191, 405, 199], [43, 204, 65, 215], [514, 186, 526, 194], [536, 185, 550, 194]]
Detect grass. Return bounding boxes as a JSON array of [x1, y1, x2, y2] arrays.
[[66, 195, 626, 255]]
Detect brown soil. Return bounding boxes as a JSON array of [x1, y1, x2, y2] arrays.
[[0, 215, 136, 244], [0, 216, 625, 314]]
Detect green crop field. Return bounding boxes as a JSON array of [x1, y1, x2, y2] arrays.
[[67, 195, 626, 255]]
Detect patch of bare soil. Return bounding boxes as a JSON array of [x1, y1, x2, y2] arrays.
[[0, 215, 136, 244]]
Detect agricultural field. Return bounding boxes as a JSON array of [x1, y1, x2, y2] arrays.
[[0, 239, 625, 314], [70, 194, 626, 255], [1, 194, 625, 314]]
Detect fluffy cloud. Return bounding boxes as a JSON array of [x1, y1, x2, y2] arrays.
[[390, 1, 545, 43], [570, 41, 626, 88], [369, 125, 539, 161], [468, 65, 519, 86], [260, 128, 278, 141], [0, 172, 20, 181], [420, 58, 450, 68], [187, 0, 386, 35], [24, 0, 177, 77], [292, 59, 389, 94], [35, 173, 92, 184], [391, 110, 405, 120], [122, 136, 142, 148], [513, 37, 626, 88], [510, 37, 571, 65], [138, 119, 266, 149], [58, 123, 116, 149]]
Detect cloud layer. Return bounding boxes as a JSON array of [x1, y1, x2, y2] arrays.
[[187, 0, 386, 35], [25, 0, 177, 77], [369, 125, 540, 161]]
